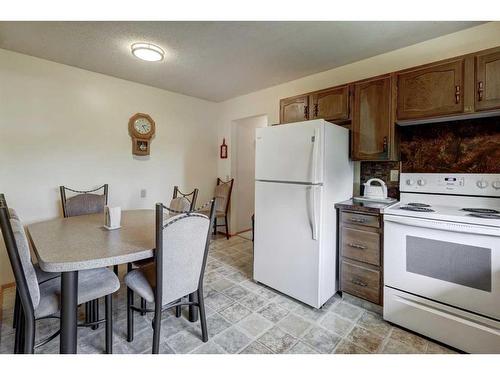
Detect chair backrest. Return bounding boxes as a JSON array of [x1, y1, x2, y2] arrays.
[[214, 178, 234, 213], [0, 195, 40, 316], [60, 184, 108, 217], [172, 186, 198, 211], [168, 197, 191, 217], [155, 199, 215, 307]]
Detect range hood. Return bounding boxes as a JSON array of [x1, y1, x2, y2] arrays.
[[396, 110, 500, 126]]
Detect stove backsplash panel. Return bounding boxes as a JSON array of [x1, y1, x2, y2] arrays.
[[399, 117, 500, 173]]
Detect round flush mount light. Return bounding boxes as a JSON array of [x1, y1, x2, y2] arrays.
[[131, 43, 165, 62]]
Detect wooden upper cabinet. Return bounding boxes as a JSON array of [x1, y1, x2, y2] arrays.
[[279, 94, 309, 124], [475, 48, 500, 111], [310, 85, 350, 123], [352, 75, 393, 161], [396, 59, 465, 120]]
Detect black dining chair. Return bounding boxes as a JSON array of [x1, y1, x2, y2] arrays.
[[60, 184, 110, 329], [124, 199, 216, 353], [0, 193, 120, 354], [204, 178, 234, 239]]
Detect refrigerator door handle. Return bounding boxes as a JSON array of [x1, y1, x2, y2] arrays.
[[311, 185, 319, 240], [311, 127, 320, 183]]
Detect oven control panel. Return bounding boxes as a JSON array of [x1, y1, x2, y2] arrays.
[[401, 173, 500, 196]]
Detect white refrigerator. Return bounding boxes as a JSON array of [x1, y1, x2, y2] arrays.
[[253, 119, 353, 308]]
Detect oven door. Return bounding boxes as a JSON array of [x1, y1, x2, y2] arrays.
[[384, 215, 500, 320]]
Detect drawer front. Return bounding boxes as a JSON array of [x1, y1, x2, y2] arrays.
[[341, 260, 380, 304], [341, 212, 380, 228], [341, 227, 380, 266]]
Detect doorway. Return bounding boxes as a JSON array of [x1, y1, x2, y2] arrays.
[[230, 114, 268, 236]]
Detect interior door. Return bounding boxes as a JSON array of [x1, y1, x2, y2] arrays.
[[255, 121, 324, 183], [254, 181, 321, 307], [475, 48, 500, 111]]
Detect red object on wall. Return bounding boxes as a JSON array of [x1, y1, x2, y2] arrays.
[[220, 138, 228, 159]]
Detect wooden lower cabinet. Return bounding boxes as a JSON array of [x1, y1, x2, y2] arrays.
[[475, 48, 500, 112], [351, 75, 394, 161], [339, 210, 383, 305]]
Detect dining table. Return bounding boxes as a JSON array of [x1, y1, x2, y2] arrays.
[[26, 209, 199, 354]]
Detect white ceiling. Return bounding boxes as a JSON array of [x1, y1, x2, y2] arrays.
[[0, 21, 484, 102]]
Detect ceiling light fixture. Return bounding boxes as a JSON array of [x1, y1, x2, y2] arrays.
[[131, 43, 165, 62]]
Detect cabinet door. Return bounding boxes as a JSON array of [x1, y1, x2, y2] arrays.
[[396, 59, 464, 120], [311, 85, 350, 122], [475, 49, 500, 111], [352, 76, 392, 161], [279, 95, 309, 124]]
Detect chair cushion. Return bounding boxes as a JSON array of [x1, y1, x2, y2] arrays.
[[169, 197, 191, 216], [65, 193, 105, 217], [124, 263, 156, 303], [34, 264, 60, 284], [35, 268, 120, 318]]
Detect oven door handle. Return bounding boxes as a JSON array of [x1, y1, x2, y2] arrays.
[[384, 215, 500, 237]]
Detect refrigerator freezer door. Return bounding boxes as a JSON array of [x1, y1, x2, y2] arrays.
[[255, 120, 324, 184], [254, 180, 321, 307]]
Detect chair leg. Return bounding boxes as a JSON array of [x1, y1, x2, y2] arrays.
[[127, 263, 134, 342], [140, 298, 147, 316], [175, 303, 181, 318], [14, 304, 23, 354], [152, 312, 161, 354], [213, 217, 217, 235], [113, 265, 119, 276], [224, 215, 229, 240], [127, 287, 134, 342], [92, 299, 99, 330], [197, 288, 208, 342], [13, 290, 19, 329], [23, 314, 35, 354], [105, 295, 113, 354]]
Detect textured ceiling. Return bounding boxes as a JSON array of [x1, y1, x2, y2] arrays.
[[0, 21, 484, 102]]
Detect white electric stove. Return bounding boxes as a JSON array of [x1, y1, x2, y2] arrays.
[[382, 173, 500, 354]]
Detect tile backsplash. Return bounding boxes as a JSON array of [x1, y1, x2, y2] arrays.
[[360, 161, 401, 199]]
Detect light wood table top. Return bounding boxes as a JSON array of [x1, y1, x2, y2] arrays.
[[27, 209, 155, 272]]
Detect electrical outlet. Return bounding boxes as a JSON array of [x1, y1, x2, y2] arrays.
[[390, 170, 399, 182], [140, 189, 147, 198]]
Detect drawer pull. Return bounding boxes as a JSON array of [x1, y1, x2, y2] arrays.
[[349, 218, 366, 223], [351, 279, 368, 287], [347, 243, 366, 250]]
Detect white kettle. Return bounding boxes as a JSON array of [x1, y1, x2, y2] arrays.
[[363, 178, 388, 200]]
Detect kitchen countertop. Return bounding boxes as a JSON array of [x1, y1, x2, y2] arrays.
[[335, 198, 397, 214]]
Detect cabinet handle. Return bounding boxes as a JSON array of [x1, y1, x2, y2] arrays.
[[314, 103, 319, 117], [351, 279, 368, 287], [347, 243, 366, 250], [304, 105, 309, 119], [455, 85, 461, 104], [478, 81, 484, 101], [349, 217, 366, 223], [383, 136, 388, 154]]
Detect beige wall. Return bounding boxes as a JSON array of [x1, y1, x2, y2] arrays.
[[0, 49, 219, 285], [216, 22, 500, 194]]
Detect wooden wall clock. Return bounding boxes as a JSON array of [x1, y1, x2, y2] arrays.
[[128, 113, 156, 156]]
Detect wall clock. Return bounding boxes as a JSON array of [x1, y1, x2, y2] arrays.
[[128, 113, 156, 156]]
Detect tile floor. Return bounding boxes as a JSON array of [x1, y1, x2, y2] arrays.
[[0, 235, 457, 354]]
